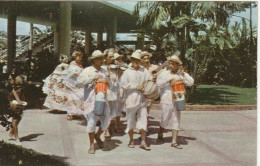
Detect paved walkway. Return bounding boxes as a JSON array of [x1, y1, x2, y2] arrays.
[[0, 108, 257, 166]]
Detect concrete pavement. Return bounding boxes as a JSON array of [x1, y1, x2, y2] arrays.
[[0, 108, 257, 166]]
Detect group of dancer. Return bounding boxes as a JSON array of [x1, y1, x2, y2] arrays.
[[42, 48, 194, 154]]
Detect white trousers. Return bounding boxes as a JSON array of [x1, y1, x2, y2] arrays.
[[160, 103, 181, 131], [125, 105, 148, 133], [85, 105, 111, 133]]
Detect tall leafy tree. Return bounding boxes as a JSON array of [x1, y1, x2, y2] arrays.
[[133, 1, 256, 87]]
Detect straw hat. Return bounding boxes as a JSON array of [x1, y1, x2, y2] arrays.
[[134, 49, 142, 54], [127, 52, 141, 60], [107, 52, 114, 58], [141, 51, 152, 59], [103, 49, 108, 55], [114, 53, 123, 60], [88, 50, 104, 60], [167, 55, 182, 65], [108, 48, 116, 54]]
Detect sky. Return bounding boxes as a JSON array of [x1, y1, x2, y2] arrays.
[[0, 1, 258, 35]]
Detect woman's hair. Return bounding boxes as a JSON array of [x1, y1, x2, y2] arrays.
[[72, 51, 82, 58], [59, 54, 70, 63]]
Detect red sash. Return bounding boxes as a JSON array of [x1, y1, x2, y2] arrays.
[[95, 82, 108, 93], [172, 83, 184, 92]]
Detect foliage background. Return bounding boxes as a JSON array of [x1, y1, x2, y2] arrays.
[[133, 2, 257, 88]]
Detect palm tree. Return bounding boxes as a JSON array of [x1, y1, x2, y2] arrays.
[[192, 2, 250, 26], [133, 1, 254, 87], [133, 2, 196, 58]]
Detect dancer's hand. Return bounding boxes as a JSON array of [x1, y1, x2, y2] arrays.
[[97, 78, 108, 84], [171, 79, 183, 85], [136, 84, 144, 92], [152, 75, 157, 82], [179, 66, 185, 76], [93, 75, 101, 82], [10, 102, 17, 110]]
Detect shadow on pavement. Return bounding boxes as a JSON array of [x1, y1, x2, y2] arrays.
[[78, 119, 87, 126], [144, 135, 196, 147], [48, 110, 67, 114], [70, 115, 87, 126], [20, 133, 44, 142], [137, 117, 197, 147], [178, 136, 196, 145], [71, 115, 85, 121], [94, 139, 122, 152], [147, 120, 171, 136]]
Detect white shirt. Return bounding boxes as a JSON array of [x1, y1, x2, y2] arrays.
[[120, 66, 152, 109], [67, 61, 83, 89], [157, 69, 194, 105], [77, 66, 109, 114]]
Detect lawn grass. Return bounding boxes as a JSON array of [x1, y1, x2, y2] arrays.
[[0, 140, 68, 166], [187, 85, 257, 105]]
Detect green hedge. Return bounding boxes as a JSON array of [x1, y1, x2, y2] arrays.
[[0, 140, 68, 166]]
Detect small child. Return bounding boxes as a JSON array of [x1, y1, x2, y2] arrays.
[[8, 74, 27, 143]]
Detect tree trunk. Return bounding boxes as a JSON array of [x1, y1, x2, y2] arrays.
[[249, 2, 254, 87], [29, 23, 33, 50], [249, 2, 253, 47], [193, 54, 198, 82]]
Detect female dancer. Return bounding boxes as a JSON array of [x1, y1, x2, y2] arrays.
[[66, 51, 84, 120], [42, 54, 71, 112]]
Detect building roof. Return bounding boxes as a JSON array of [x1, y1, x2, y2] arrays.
[[0, 1, 138, 33]]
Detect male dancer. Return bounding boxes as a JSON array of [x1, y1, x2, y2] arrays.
[[120, 52, 152, 150]]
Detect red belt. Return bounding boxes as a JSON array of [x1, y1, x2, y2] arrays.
[[95, 82, 108, 93], [172, 83, 184, 92]]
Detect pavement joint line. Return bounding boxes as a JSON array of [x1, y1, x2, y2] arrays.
[[150, 113, 255, 165], [145, 123, 255, 166], [190, 134, 242, 164], [228, 111, 257, 122]]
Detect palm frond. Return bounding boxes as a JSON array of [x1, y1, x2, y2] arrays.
[[185, 48, 196, 60]]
